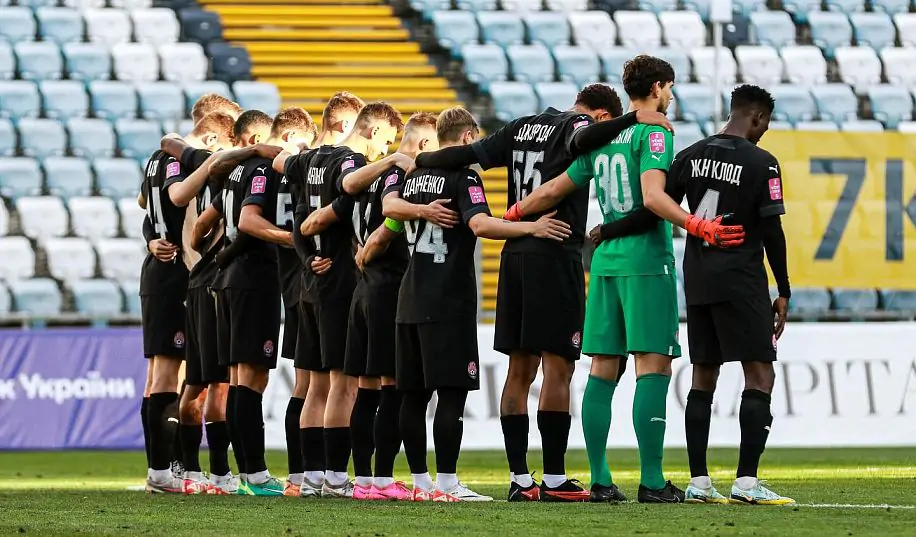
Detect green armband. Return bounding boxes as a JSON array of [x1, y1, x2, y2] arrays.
[[384, 217, 404, 233]]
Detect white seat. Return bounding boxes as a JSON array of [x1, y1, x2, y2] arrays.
[[613, 11, 662, 49], [545, 0, 587, 12], [0, 237, 35, 280], [689, 47, 737, 85], [95, 237, 146, 281], [0, 199, 7, 236], [841, 119, 885, 131], [158, 43, 207, 84], [68, 196, 118, 242], [131, 8, 179, 46], [879, 47, 916, 87], [44, 237, 95, 282], [735, 45, 782, 86], [62, 0, 104, 8], [110, 0, 152, 9], [898, 121, 916, 134], [795, 120, 840, 131], [117, 197, 147, 239], [659, 11, 706, 49], [834, 46, 881, 93], [894, 14, 916, 48], [779, 45, 828, 86], [15, 196, 69, 243], [112, 43, 159, 83], [0, 280, 10, 314], [500, 0, 541, 13], [83, 8, 131, 47], [568, 11, 616, 51]]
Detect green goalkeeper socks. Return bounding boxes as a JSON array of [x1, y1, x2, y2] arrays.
[[581, 375, 617, 487], [633, 373, 671, 490]]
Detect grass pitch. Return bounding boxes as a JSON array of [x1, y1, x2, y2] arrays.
[[1, 448, 915, 536]]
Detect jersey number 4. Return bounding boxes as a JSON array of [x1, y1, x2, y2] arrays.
[[147, 185, 168, 239], [405, 221, 447, 263], [512, 150, 544, 202]]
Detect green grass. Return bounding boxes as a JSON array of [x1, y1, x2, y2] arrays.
[[2, 448, 916, 536]]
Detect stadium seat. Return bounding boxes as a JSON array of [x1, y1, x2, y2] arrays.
[[898, 121, 916, 133], [178, 8, 224, 45], [43, 156, 93, 199], [873, 0, 911, 13], [735, 45, 782, 87], [15, 196, 69, 242], [0, 42, 11, 80], [880, 290, 916, 311], [501, 0, 542, 12], [834, 46, 881, 92], [15, 0, 57, 8], [506, 44, 555, 84], [233, 81, 280, 116], [769, 85, 816, 125], [674, 84, 715, 123], [39, 80, 88, 121], [568, 11, 616, 51], [159, 42, 207, 84], [183, 81, 231, 114], [789, 288, 832, 314], [207, 42, 252, 85], [638, 0, 677, 15], [782, 0, 822, 23], [431, 11, 478, 58], [117, 197, 146, 238], [689, 47, 737, 86], [114, 0, 155, 8], [598, 47, 638, 84], [112, 43, 159, 83], [659, 11, 706, 49], [552, 45, 600, 87], [0, 118, 13, 156], [780, 45, 828, 86], [95, 158, 142, 199], [83, 8, 131, 48], [409, 0, 450, 20], [0, 157, 41, 198], [456, 0, 496, 11], [13, 41, 63, 81], [136, 81, 184, 122], [489, 82, 538, 122], [534, 82, 578, 111], [9, 278, 62, 316], [614, 11, 662, 49], [832, 288, 878, 313], [0, 237, 35, 280], [0, 281, 9, 314], [723, 13, 751, 48], [524, 12, 570, 48], [749, 11, 796, 48], [63, 0, 105, 8], [477, 12, 525, 49], [610, 83, 630, 113], [826, 0, 865, 12], [795, 120, 839, 131], [0, 7, 37, 44], [849, 12, 895, 51], [120, 278, 140, 316], [809, 11, 853, 59], [68, 196, 118, 241], [671, 121, 704, 154], [70, 278, 123, 317], [0, 202, 6, 237], [546, 0, 587, 11], [731, 0, 765, 15], [460, 44, 508, 92], [810, 83, 858, 125], [841, 119, 884, 131], [867, 85, 913, 129], [62, 42, 110, 82], [89, 81, 137, 120], [879, 47, 916, 87], [18, 118, 66, 159], [163, 118, 194, 137], [652, 47, 691, 82], [95, 238, 146, 281], [114, 119, 161, 161], [131, 8, 179, 47], [67, 118, 115, 160], [35, 7, 82, 46], [893, 14, 916, 48], [44, 237, 95, 282]]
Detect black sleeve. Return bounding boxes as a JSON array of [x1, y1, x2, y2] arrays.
[[756, 155, 786, 218], [181, 147, 211, 171], [335, 153, 368, 193], [665, 153, 688, 205], [283, 153, 308, 190], [161, 157, 190, 190], [330, 193, 355, 221], [414, 143, 479, 170], [761, 215, 790, 299], [599, 208, 661, 240], [210, 190, 224, 214], [142, 214, 156, 243], [214, 234, 251, 269], [567, 111, 638, 156], [455, 171, 492, 223], [380, 168, 406, 198]]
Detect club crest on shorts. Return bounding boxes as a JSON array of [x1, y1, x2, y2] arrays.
[[467, 361, 478, 380], [263, 340, 275, 357], [173, 331, 185, 349], [772, 334, 778, 351], [571, 331, 581, 349]]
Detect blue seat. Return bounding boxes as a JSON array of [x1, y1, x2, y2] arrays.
[[232, 81, 280, 116], [749, 11, 796, 48], [782, 0, 821, 23], [460, 44, 507, 92], [0, 157, 42, 198], [36, 7, 83, 45], [672, 121, 704, 154], [177, 8, 223, 44], [809, 11, 852, 59], [120, 279, 141, 316], [593, 0, 637, 11], [39, 80, 88, 120], [723, 13, 751, 48], [880, 290, 916, 311], [67, 118, 116, 159], [456, 0, 497, 11], [489, 81, 538, 122], [207, 42, 252, 84], [524, 12, 570, 48], [43, 156, 93, 199], [534, 82, 578, 112], [477, 12, 525, 49], [408, 0, 450, 20], [70, 279, 123, 317], [810, 83, 858, 125], [683, 0, 711, 20], [17, 118, 66, 159], [0, 118, 14, 156], [788, 288, 832, 314], [770, 85, 816, 125], [16, 0, 56, 8], [62, 42, 110, 81], [849, 12, 895, 51], [89, 81, 137, 120], [14, 41, 62, 81], [137, 81, 185, 122], [832, 288, 879, 312], [0, 7, 37, 43], [826, 0, 865, 12], [731, 0, 767, 16], [507, 44, 555, 84], [652, 47, 691, 83], [0, 42, 11, 80], [553, 45, 600, 87], [674, 84, 715, 123], [867, 85, 913, 129], [599, 47, 638, 84], [639, 0, 678, 15], [183, 81, 231, 114], [0, 80, 40, 123], [9, 278, 62, 317], [94, 157, 142, 198], [432, 11, 479, 58], [871, 0, 910, 13], [114, 118, 161, 160]]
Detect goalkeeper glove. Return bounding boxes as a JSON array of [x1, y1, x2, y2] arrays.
[[504, 203, 524, 222], [684, 214, 745, 247]]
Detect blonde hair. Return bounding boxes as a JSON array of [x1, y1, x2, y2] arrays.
[[321, 91, 365, 128], [436, 107, 478, 143], [271, 107, 316, 140], [191, 93, 242, 123]]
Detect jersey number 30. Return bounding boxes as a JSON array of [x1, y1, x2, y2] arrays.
[[405, 221, 448, 263], [595, 153, 633, 214]]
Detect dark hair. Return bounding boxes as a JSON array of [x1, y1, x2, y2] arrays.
[[233, 110, 272, 142], [575, 84, 623, 118], [730, 84, 775, 115], [622, 55, 675, 100]]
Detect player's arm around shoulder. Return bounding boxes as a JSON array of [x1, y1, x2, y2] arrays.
[[239, 170, 293, 246], [358, 218, 402, 271], [507, 154, 590, 221], [639, 126, 683, 220]]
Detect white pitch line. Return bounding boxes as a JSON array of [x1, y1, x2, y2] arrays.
[[798, 503, 916, 510]]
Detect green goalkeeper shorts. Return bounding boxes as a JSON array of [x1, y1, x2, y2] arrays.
[[582, 273, 681, 358]]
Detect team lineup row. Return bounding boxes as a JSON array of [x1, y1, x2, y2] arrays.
[[137, 54, 795, 505]]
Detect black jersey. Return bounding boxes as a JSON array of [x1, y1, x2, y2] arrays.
[[178, 147, 223, 289], [355, 165, 409, 288], [211, 156, 283, 291], [140, 150, 189, 295], [385, 167, 491, 323], [472, 108, 593, 255], [284, 145, 365, 300], [276, 173, 301, 306], [668, 134, 786, 305]]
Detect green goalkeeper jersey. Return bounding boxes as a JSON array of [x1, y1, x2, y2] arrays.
[[567, 123, 676, 277]]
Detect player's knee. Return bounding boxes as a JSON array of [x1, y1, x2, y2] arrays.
[[691, 365, 720, 392], [542, 353, 574, 385], [743, 362, 775, 393], [292, 370, 310, 399], [634, 353, 672, 377], [590, 355, 622, 381], [506, 353, 539, 386]]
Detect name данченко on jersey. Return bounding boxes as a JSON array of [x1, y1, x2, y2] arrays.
[[402, 174, 445, 197]]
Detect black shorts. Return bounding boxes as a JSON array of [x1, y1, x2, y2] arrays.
[[687, 294, 777, 365], [396, 318, 480, 391], [344, 284, 398, 378], [141, 292, 187, 359], [494, 251, 585, 361], [281, 304, 299, 360], [214, 287, 281, 369], [294, 300, 320, 371], [185, 287, 228, 386], [297, 298, 350, 372]]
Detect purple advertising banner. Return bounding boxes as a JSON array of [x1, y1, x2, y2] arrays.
[[0, 328, 146, 450]]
